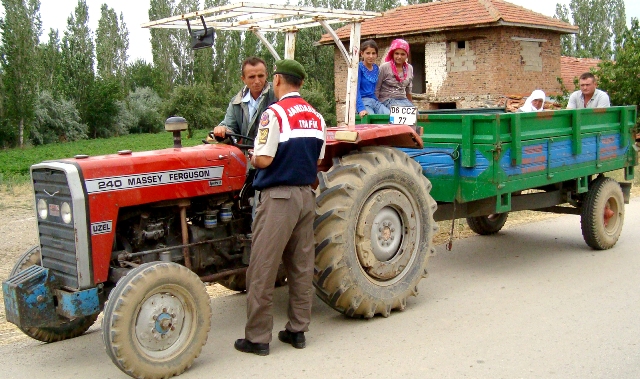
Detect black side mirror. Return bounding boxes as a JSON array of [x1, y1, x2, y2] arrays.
[[187, 16, 215, 50]]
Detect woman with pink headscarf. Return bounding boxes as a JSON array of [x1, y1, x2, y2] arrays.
[[375, 38, 415, 108]]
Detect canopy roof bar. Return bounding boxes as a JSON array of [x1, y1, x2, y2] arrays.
[[142, 2, 380, 32], [148, 18, 350, 32], [143, 2, 382, 128], [252, 29, 281, 61]]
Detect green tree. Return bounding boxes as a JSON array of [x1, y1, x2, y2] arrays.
[[0, 0, 41, 147], [149, 0, 177, 97], [195, 0, 236, 94], [301, 78, 338, 126], [39, 28, 64, 97], [31, 90, 87, 145], [555, 4, 575, 56], [405, 0, 432, 5], [597, 18, 640, 124], [173, 0, 199, 85], [555, 0, 626, 59], [364, 0, 399, 11], [96, 4, 129, 81], [61, 0, 95, 123], [127, 58, 162, 92], [165, 83, 224, 137], [85, 77, 123, 138]]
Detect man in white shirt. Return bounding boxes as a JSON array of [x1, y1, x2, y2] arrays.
[[566, 72, 610, 109]]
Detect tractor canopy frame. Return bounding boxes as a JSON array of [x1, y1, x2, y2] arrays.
[[142, 2, 382, 127]]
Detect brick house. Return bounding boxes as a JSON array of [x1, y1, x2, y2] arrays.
[[318, 0, 577, 121]]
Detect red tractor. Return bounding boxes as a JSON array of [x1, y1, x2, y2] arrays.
[[2, 4, 437, 379]]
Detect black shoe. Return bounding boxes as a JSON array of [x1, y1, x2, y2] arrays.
[[278, 329, 306, 349], [234, 338, 269, 356]]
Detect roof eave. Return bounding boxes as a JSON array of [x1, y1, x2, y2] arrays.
[[497, 20, 578, 34], [318, 21, 577, 45]]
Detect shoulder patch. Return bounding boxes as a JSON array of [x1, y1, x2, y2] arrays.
[[258, 128, 269, 144], [260, 112, 270, 126]]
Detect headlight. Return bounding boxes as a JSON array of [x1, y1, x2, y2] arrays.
[[61, 202, 72, 224], [37, 199, 48, 219]]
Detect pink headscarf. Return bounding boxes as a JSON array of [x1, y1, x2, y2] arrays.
[[385, 39, 410, 83]]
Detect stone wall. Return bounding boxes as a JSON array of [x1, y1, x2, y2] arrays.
[[332, 26, 563, 123]]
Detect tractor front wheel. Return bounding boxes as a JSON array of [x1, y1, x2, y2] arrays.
[[102, 262, 211, 379]]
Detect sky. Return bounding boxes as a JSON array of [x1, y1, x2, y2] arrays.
[[35, 0, 640, 64]]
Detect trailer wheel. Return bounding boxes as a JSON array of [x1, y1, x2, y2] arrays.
[[8, 245, 99, 342], [314, 147, 437, 318], [581, 177, 625, 250], [102, 262, 211, 379], [466, 213, 509, 235]]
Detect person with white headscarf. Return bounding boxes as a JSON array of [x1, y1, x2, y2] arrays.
[[518, 90, 546, 112]]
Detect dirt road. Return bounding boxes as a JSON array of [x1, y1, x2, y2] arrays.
[[1, 198, 639, 379], [0, 179, 637, 346]]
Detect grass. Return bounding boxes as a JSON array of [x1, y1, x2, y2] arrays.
[[0, 130, 210, 185], [1, 130, 638, 192]]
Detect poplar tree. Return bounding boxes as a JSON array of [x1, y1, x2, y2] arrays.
[[0, 0, 41, 147], [61, 0, 95, 122], [555, 0, 626, 59], [207, 0, 242, 95], [555, 3, 575, 56], [173, 0, 199, 85], [96, 5, 128, 80], [39, 29, 64, 97], [149, 0, 177, 97]]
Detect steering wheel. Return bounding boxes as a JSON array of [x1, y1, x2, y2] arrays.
[[203, 131, 254, 150]]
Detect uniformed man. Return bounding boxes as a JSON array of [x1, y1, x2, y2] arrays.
[[234, 59, 326, 356]]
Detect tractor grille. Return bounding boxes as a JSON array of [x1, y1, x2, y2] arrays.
[[32, 168, 80, 289]]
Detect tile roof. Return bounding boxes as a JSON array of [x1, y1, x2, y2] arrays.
[[559, 56, 602, 91], [318, 0, 578, 44]]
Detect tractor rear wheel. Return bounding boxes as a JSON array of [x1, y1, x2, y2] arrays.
[[9, 245, 98, 343], [466, 213, 509, 235], [581, 176, 625, 250], [102, 262, 211, 379], [314, 147, 437, 318]]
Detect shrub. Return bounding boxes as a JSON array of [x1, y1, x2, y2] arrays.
[[164, 83, 224, 137], [31, 91, 88, 145]]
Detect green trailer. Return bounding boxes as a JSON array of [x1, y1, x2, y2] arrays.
[[359, 106, 638, 250]]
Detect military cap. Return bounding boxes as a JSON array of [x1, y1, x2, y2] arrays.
[[273, 59, 306, 80]]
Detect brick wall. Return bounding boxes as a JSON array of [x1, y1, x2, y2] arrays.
[[332, 26, 563, 122]]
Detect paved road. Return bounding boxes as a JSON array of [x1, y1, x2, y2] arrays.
[[2, 199, 639, 379]]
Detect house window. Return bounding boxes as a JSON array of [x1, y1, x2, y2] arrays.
[[447, 40, 476, 72]]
